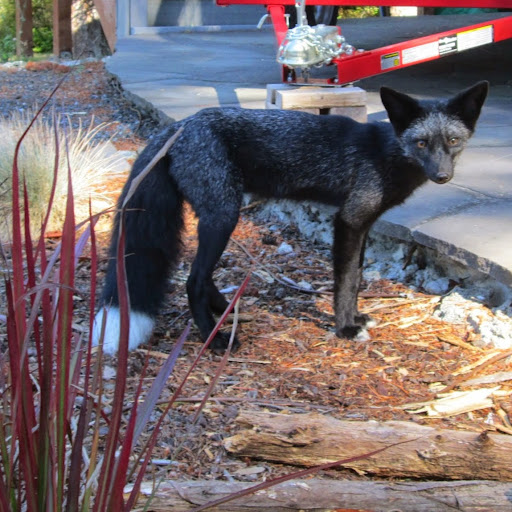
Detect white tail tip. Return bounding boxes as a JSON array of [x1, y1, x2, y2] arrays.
[[92, 307, 155, 355]]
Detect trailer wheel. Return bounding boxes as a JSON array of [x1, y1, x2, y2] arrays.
[[313, 5, 338, 25]]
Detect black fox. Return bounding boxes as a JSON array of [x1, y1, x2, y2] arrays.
[[93, 81, 488, 354]]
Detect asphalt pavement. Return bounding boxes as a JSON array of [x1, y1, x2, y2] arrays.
[[105, 14, 512, 286]]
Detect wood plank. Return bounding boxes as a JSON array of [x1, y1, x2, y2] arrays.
[[128, 478, 512, 511], [275, 86, 366, 110]]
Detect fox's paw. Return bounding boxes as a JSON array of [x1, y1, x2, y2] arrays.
[[208, 331, 241, 355], [336, 324, 371, 342], [93, 307, 155, 355]]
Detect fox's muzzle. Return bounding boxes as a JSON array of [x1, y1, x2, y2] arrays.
[[424, 153, 454, 184]]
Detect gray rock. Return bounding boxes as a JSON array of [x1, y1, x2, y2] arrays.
[[276, 242, 293, 255]]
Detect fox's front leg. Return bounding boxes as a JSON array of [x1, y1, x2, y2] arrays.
[[332, 214, 373, 340]]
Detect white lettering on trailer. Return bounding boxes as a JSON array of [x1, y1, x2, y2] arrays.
[[439, 34, 458, 55]]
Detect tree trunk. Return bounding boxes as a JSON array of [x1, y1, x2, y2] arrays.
[[130, 479, 512, 511], [15, 0, 33, 57], [53, 0, 73, 57], [223, 411, 512, 480]]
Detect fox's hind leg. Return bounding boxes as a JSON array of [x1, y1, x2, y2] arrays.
[[332, 214, 374, 340], [187, 212, 240, 353], [175, 138, 244, 352]]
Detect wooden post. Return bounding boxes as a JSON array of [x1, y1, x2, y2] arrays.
[[15, 0, 33, 57], [92, 0, 117, 53], [53, 0, 73, 57]]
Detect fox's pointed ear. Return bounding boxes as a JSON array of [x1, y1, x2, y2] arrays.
[[380, 87, 424, 135], [446, 81, 489, 131]]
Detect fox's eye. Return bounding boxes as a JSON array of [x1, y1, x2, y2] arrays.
[[417, 140, 427, 149], [448, 137, 460, 146]]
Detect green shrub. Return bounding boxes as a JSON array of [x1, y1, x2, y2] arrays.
[[33, 26, 53, 53], [0, 33, 15, 61], [339, 6, 380, 18], [0, 0, 15, 61], [32, 0, 52, 53], [0, 0, 52, 60]]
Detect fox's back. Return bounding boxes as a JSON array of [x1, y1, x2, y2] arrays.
[[171, 107, 397, 206]]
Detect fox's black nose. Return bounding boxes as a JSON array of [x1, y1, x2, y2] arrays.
[[436, 173, 451, 184]]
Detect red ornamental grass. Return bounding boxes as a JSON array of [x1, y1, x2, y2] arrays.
[[0, 90, 255, 510]]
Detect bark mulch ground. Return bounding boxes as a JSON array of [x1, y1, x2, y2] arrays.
[[1, 60, 511, 485]]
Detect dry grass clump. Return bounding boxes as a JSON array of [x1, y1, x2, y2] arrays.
[[0, 110, 125, 239]]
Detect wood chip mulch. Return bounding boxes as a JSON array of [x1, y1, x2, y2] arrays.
[[2, 60, 512, 485]]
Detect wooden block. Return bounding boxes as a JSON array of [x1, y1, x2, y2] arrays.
[[294, 108, 321, 115], [266, 83, 295, 106], [266, 83, 367, 119], [327, 105, 367, 122], [275, 86, 366, 110], [266, 101, 320, 114]]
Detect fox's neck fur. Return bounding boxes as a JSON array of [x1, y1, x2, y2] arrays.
[[382, 136, 431, 208]]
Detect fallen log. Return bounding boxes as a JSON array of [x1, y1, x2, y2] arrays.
[[129, 478, 512, 511], [223, 411, 512, 480]]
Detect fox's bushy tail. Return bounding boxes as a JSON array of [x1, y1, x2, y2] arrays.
[[93, 128, 184, 354]]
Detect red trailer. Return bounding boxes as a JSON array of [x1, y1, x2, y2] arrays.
[[216, 0, 512, 84]]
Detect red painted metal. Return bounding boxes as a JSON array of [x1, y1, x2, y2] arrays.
[[217, 0, 512, 84], [267, 4, 288, 44], [330, 15, 512, 83]]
